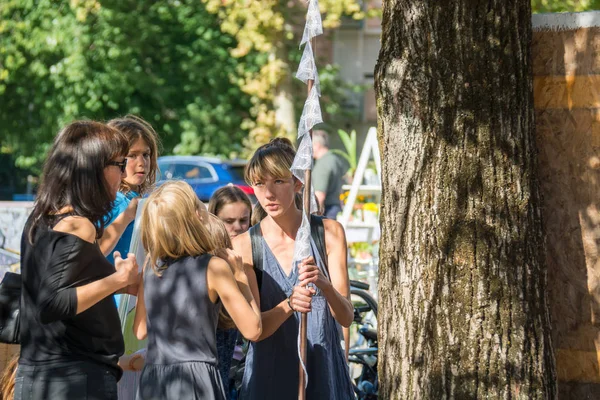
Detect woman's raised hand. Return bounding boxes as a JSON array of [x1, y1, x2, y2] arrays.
[[113, 251, 140, 287], [215, 248, 246, 280], [289, 285, 316, 313], [298, 256, 328, 290]]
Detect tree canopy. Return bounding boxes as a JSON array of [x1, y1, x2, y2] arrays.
[[0, 0, 263, 171], [0, 0, 365, 181], [532, 0, 600, 12]]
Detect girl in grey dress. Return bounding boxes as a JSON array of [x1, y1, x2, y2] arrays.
[[132, 181, 262, 400], [232, 138, 355, 399]]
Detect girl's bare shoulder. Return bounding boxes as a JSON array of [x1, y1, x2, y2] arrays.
[[322, 218, 345, 239], [232, 230, 253, 266], [53, 216, 96, 243]]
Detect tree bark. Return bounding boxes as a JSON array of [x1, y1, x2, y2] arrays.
[[374, 1, 556, 399]]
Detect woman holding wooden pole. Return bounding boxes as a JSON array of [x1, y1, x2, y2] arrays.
[[232, 138, 354, 400]]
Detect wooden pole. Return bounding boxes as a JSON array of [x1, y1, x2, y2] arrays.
[[298, 38, 315, 400]]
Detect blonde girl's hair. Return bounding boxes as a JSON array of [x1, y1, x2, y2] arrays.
[[205, 213, 237, 330], [0, 355, 18, 400], [208, 185, 252, 220], [141, 181, 216, 275], [206, 213, 233, 251], [108, 115, 161, 195]]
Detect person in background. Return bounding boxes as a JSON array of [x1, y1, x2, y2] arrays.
[[133, 181, 261, 400], [208, 185, 252, 239], [99, 115, 160, 263], [99, 116, 160, 400], [312, 129, 347, 220], [208, 186, 253, 397], [233, 138, 354, 400], [15, 121, 139, 400]]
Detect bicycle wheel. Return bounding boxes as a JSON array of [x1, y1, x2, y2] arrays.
[[350, 289, 378, 347]]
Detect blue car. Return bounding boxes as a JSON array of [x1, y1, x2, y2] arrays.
[[156, 156, 255, 203]]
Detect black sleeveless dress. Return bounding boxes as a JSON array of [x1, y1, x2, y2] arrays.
[[138, 254, 225, 400]]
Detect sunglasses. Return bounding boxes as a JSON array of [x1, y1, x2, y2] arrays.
[[106, 159, 127, 173]]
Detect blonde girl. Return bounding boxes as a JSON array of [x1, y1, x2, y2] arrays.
[[133, 181, 261, 400], [232, 137, 354, 400]]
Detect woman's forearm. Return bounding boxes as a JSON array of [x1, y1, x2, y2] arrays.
[[75, 273, 125, 315], [322, 283, 353, 327], [234, 274, 261, 320], [257, 300, 294, 341]]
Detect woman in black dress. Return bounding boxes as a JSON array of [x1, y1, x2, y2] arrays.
[[14, 121, 140, 400]]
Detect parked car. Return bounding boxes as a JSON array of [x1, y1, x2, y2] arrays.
[[157, 156, 255, 203]]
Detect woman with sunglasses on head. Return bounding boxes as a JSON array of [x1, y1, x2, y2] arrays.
[[15, 121, 140, 400]]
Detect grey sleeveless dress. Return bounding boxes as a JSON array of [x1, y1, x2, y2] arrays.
[[138, 254, 226, 400], [240, 230, 354, 400]]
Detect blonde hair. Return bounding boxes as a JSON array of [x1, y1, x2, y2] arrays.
[[244, 137, 296, 186], [205, 214, 237, 330], [108, 115, 161, 195], [0, 355, 17, 400], [141, 181, 216, 275], [206, 213, 233, 251]]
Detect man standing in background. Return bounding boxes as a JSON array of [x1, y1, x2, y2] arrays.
[[312, 130, 346, 219]]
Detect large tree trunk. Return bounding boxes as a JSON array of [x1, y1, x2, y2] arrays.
[[374, 1, 556, 398]]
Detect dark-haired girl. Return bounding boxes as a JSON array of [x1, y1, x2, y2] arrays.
[[208, 185, 253, 396]]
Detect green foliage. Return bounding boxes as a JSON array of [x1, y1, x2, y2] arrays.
[[0, 0, 365, 181], [532, 0, 600, 13], [0, 0, 259, 171], [331, 129, 357, 174], [203, 0, 366, 151]]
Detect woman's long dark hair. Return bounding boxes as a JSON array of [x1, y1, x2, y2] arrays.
[[28, 120, 129, 243]]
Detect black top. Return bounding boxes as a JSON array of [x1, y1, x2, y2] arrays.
[[18, 216, 124, 378]]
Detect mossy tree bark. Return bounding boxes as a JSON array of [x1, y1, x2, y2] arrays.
[[374, 1, 556, 398]]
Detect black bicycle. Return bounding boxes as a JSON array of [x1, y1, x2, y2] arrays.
[[348, 280, 378, 400]]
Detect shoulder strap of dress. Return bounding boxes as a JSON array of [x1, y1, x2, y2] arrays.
[[310, 214, 329, 278], [249, 223, 264, 290]]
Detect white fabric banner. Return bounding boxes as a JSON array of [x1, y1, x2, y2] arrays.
[[300, 0, 323, 46], [291, 0, 324, 388]]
